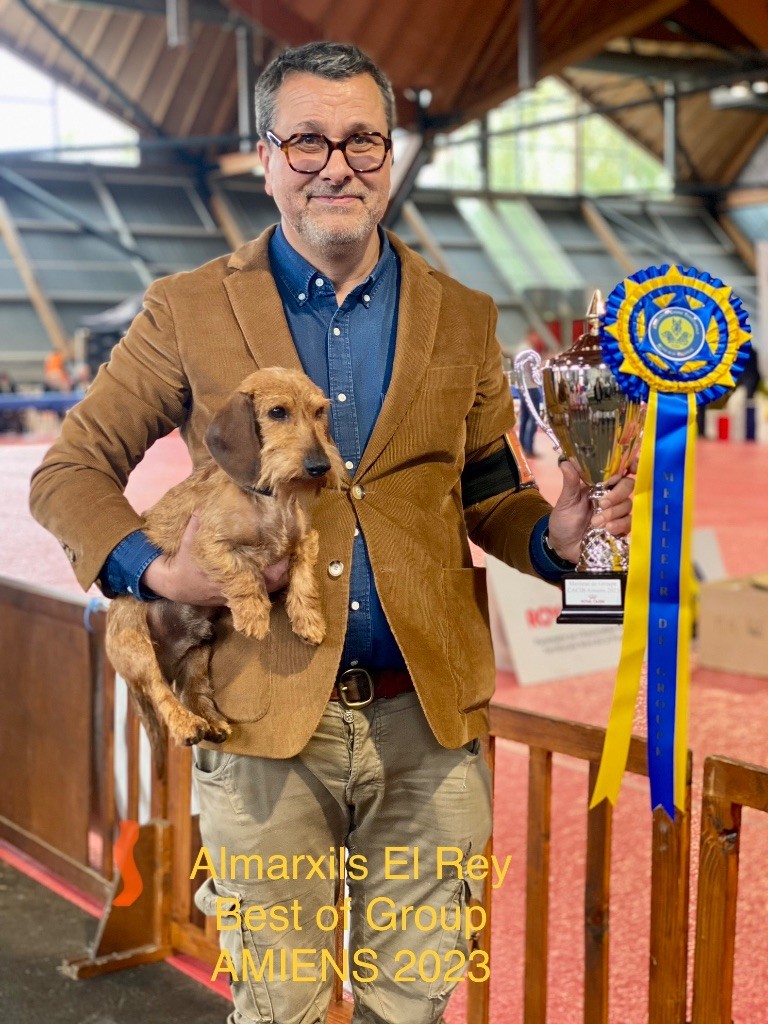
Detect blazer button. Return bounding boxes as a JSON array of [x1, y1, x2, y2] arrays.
[[328, 561, 344, 578], [351, 484, 365, 500]]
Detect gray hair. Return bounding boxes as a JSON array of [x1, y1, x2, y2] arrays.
[[254, 42, 397, 139]]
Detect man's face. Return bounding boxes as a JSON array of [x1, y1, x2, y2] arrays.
[[257, 72, 392, 255]]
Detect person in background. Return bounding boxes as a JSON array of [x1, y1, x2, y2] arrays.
[[0, 370, 24, 434], [516, 325, 546, 457], [42, 350, 72, 393]]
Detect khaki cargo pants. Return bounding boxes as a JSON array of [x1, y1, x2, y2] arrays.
[[193, 691, 492, 1024]]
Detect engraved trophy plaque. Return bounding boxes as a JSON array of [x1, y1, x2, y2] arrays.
[[515, 293, 645, 624]]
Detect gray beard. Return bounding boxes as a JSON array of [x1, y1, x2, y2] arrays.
[[296, 210, 380, 250]]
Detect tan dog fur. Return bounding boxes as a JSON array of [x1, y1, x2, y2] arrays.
[[105, 367, 346, 766]]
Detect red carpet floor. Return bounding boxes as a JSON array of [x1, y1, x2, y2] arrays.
[[3, 430, 768, 1023]]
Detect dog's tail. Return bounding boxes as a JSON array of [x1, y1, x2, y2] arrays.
[[128, 688, 168, 781]]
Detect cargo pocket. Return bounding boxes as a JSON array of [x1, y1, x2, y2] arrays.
[[427, 875, 473, 1002], [193, 877, 274, 1023]]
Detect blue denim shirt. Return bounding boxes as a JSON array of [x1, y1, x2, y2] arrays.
[[103, 228, 566, 665], [268, 225, 405, 671]]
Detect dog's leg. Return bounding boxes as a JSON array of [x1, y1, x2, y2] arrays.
[[200, 543, 272, 640], [285, 528, 326, 646], [176, 644, 231, 744], [107, 618, 211, 749]]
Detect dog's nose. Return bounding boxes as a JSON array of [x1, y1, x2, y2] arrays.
[[305, 455, 331, 478]]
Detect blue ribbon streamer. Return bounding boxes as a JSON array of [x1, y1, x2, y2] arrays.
[[647, 393, 689, 816]]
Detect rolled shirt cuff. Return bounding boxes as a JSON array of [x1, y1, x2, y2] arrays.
[[101, 529, 163, 600], [528, 513, 577, 581]]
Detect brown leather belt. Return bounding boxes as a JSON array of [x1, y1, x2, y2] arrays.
[[329, 668, 414, 709]]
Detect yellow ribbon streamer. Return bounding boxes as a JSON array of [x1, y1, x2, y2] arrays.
[[589, 390, 657, 808]]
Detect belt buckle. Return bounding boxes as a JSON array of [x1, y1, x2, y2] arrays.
[[338, 668, 374, 709]]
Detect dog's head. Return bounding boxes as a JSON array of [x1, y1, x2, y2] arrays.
[[205, 367, 347, 494]]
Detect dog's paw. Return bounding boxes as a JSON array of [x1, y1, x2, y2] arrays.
[[203, 717, 232, 744], [231, 600, 271, 640], [167, 707, 209, 747], [290, 610, 327, 646]]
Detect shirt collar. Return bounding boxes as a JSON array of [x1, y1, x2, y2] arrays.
[[269, 224, 394, 308]]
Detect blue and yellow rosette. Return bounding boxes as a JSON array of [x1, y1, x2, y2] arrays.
[[590, 264, 751, 818]]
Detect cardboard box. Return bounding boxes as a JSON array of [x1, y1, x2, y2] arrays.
[[698, 573, 768, 678]]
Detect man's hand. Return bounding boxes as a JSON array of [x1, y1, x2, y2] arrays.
[[547, 459, 635, 565], [141, 513, 290, 604]]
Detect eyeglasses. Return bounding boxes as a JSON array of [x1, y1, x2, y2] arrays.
[[265, 130, 392, 174]]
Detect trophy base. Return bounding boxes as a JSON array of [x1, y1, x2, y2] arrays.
[[557, 571, 626, 625]]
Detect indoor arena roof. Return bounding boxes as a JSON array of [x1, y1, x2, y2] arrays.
[[1, 0, 767, 186]]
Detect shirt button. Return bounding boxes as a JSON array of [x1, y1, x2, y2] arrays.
[[315, 277, 324, 287], [333, 327, 341, 337], [345, 460, 354, 470], [337, 393, 347, 402], [350, 659, 359, 667], [354, 527, 360, 536], [298, 292, 306, 301], [363, 294, 370, 303], [328, 560, 344, 578], [350, 601, 360, 611], [351, 484, 365, 500]]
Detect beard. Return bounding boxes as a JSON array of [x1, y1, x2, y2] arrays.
[[291, 188, 387, 250]]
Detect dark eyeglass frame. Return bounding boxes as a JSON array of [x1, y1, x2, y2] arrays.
[[265, 130, 392, 173]]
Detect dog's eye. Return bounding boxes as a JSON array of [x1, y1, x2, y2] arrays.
[[314, 407, 325, 419], [268, 406, 288, 420]]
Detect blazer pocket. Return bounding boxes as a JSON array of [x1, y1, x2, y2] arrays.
[[208, 622, 272, 724], [441, 567, 496, 712]]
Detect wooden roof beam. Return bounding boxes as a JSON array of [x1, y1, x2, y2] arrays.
[[177, 27, 230, 137], [716, 117, 768, 185], [223, 0, 317, 47], [69, 10, 113, 88], [706, 0, 768, 51], [461, 0, 684, 123]]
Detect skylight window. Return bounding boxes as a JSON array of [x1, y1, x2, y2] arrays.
[[0, 46, 139, 165]]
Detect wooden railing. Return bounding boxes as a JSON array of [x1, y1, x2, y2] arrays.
[[3, 575, 765, 1022], [0, 577, 116, 899], [691, 755, 768, 1024], [465, 705, 692, 1024]]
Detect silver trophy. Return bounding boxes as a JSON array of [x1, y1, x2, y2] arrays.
[[515, 292, 645, 624]]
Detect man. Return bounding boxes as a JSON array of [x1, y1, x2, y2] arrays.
[[30, 42, 633, 1024]]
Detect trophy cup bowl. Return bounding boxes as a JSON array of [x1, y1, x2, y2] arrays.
[[514, 293, 645, 624]]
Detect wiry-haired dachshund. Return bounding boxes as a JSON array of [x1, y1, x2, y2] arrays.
[[106, 367, 346, 771]]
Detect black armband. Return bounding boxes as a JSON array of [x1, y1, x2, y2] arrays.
[[462, 442, 528, 508]]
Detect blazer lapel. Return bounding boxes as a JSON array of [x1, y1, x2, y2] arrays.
[[224, 228, 441, 476], [357, 236, 441, 477], [223, 229, 303, 372]]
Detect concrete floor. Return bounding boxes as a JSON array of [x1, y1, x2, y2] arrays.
[[0, 860, 228, 1024]]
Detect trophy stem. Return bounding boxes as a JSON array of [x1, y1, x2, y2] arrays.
[[577, 484, 629, 574]]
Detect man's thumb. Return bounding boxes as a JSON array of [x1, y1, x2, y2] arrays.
[[558, 460, 583, 502]]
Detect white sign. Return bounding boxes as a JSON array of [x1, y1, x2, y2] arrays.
[[486, 554, 622, 686], [486, 527, 724, 687]]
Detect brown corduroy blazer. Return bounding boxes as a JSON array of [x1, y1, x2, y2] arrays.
[[29, 227, 553, 757]]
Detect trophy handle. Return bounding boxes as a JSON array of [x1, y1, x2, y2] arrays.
[[514, 349, 561, 452]]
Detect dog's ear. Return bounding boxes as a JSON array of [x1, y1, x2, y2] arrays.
[[205, 391, 262, 489]]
